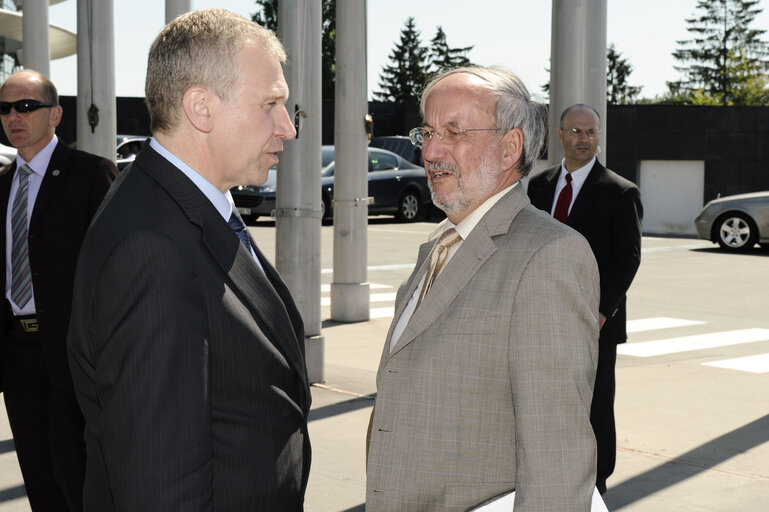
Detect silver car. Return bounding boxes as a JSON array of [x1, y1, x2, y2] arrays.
[[694, 191, 769, 251]]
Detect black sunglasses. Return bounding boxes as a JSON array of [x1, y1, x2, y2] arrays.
[[0, 99, 55, 115]]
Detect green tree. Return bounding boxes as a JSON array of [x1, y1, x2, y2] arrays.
[[252, 0, 337, 101], [606, 44, 642, 104], [540, 44, 642, 105], [668, 0, 769, 105], [374, 17, 429, 104], [427, 26, 473, 75]]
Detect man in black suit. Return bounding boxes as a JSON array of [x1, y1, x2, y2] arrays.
[[527, 103, 643, 495], [67, 9, 311, 511], [0, 69, 117, 511]]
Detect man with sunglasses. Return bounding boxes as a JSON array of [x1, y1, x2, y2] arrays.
[[0, 69, 117, 511], [528, 104, 643, 495], [367, 67, 601, 511]]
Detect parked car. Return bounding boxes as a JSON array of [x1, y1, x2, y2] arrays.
[[0, 142, 17, 167], [694, 191, 769, 251], [116, 135, 147, 171], [231, 146, 335, 222], [321, 147, 430, 222], [232, 146, 432, 223], [369, 135, 422, 165]]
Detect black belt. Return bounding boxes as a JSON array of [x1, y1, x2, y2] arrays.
[[3, 300, 39, 333]]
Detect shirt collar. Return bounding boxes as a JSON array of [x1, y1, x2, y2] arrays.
[[15, 135, 58, 177], [149, 137, 233, 222], [559, 156, 595, 187], [441, 182, 519, 240]]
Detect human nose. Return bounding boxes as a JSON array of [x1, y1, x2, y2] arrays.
[[421, 130, 446, 161], [276, 104, 296, 140]]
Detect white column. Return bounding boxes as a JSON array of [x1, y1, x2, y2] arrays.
[[22, 0, 50, 76], [76, 0, 116, 160], [549, 0, 608, 164], [277, 1, 325, 383], [165, 0, 191, 24], [331, 0, 369, 322]]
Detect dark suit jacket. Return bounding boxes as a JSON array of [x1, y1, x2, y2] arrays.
[[67, 145, 311, 511], [0, 140, 117, 390], [527, 161, 643, 345]]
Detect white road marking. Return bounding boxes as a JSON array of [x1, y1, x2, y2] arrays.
[[320, 283, 391, 292], [703, 353, 769, 374], [321, 292, 397, 307], [618, 328, 769, 357], [626, 317, 706, 333]]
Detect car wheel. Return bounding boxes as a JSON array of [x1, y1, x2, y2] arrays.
[[396, 191, 421, 222], [715, 213, 757, 251], [242, 214, 258, 224], [321, 196, 332, 220]]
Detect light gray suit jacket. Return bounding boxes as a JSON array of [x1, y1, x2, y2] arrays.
[[366, 184, 600, 511]]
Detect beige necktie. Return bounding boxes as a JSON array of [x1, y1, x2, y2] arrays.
[[416, 228, 462, 307]]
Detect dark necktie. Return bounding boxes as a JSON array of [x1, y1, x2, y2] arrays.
[[11, 164, 33, 308], [228, 209, 254, 252], [553, 172, 573, 224]]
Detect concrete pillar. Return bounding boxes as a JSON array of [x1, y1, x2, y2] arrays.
[[277, 1, 324, 383], [22, 0, 50, 76], [548, 0, 607, 165], [331, 0, 369, 323], [76, 0, 115, 161], [165, 0, 191, 24]]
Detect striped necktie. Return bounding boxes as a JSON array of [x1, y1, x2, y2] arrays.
[[416, 228, 462, 308], [11, 164, 33, 308]]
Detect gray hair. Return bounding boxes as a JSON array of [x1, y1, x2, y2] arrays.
[[145, 8, 286, 135], [420, 66, 547, 176]]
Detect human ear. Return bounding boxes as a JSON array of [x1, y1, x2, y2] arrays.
[[181, 86, 215, 133]]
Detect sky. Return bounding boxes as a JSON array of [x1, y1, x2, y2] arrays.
[[44, 0, 769, 101]]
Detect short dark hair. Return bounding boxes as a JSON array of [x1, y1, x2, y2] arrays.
[[559, 104, 600, 128]]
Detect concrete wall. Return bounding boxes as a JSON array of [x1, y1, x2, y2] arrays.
[[639, 160, 704, 236]]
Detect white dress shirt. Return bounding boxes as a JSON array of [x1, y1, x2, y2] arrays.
[[549, 156, 595, 217], [4, 135, 59, 316]]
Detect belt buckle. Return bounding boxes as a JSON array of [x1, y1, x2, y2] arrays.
[[19, 318, 38, 333]]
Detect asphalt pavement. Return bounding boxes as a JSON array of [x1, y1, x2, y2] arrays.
[[0, 221, 767, 511]]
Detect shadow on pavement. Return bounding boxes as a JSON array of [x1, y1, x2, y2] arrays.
[[340, 505, 364, 512], [0, 439, 15, 455], [308, 393, 375, 423], [0, 485, 26, 503], [604, 413, 769, 510]]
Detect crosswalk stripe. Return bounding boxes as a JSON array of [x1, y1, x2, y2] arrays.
[[626, 317, 705, 333], [370, 307, 395, 319], [618, 328, 769, 357], [320, 283, 391, 292], [703, 353, 769, 374], [321, 292, 396, 307]]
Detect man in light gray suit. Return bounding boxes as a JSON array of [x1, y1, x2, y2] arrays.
[[366, 66, 600, 511]]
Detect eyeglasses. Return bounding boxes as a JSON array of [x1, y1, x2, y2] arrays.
[[409, 126, 502, 148], [562, 127, 600, 139], [0, 99, 55, 115]]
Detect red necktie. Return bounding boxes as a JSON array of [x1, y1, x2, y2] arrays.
[[553, 173, 573, 223]]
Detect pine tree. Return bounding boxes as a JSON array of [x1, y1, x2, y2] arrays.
[[252, 0, 337, 101], [374, 17, 429, 104], [606, 44, 642, 104], [668, 0, 769, 105], [540, 45, 642, 105], [427, 26, 473, 75]]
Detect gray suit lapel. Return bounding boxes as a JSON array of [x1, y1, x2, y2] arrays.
[[388, 185, 530, 356]]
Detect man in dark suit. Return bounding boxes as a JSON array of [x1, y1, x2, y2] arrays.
[[527, 103, 643, 494], [0, 69, 117, 511], [67, 9, 311, 511]]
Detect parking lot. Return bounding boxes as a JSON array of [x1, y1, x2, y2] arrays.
[[0, 219, 767, 511]]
